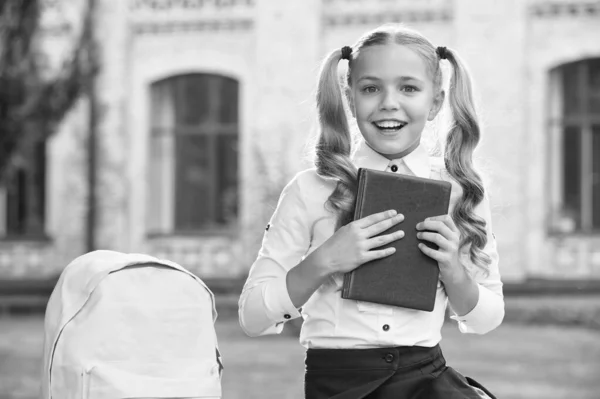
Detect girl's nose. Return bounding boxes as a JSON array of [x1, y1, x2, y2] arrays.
[[379, 90, 400, 111]]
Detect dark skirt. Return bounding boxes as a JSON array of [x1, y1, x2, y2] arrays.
[[304, 345, 496, 399]]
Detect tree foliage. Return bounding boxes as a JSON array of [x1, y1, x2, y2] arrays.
[[0, 0, 96, 182]]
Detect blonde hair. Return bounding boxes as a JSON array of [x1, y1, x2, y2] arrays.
[[314, 24, 491, 274]]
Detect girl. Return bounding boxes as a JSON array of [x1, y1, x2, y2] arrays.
[[239, 24, 503, 399]]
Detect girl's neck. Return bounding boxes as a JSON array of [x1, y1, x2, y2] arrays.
[[371, 140, 420, 161]]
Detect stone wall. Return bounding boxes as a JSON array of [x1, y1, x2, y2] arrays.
[[2, 0, 600, 282]]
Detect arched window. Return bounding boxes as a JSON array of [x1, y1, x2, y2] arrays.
[[549, 58, 600, 233], [147, 74, 239, 234]]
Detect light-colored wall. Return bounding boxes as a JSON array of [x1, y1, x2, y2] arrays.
[[129, 32, 254, 277], [453, 0, 529, 281], [526, 9, 600, 279], [2, 0, 600, 282], [322, 0, 530, 280]]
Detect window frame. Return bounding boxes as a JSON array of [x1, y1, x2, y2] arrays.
[[0, 139, 49, 242], [548, 59, 600, 235], [146, 73, 240, 237]]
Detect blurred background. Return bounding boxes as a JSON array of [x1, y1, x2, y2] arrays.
[[1, 0, 599, 398]]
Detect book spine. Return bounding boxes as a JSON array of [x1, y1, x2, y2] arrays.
[[443, 184, 452, 212], [342, 269, 353, 297], [353, 168, 367, 220], [343, 168, 366, 299]]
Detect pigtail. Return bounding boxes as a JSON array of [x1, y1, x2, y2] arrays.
[[315, 49, 358, 229], [443, 48, 491, 275]]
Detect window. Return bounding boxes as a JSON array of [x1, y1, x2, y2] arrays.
[[148, 74, 239, 234], [0, 139, 47, 239], [549, 58, 600, 233]]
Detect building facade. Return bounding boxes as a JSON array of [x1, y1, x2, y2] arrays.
[[1, 0, 599, 282]]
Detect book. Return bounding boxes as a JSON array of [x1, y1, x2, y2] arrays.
[[341, 168, 452, 312]]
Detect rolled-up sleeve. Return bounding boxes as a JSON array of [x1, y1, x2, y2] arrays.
[[450, 194, 505, 334], [238, 175, 312, 337]]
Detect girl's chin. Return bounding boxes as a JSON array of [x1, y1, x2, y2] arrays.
[[370, 129, 402, 140], [372, 130, 412, 145], [368, 138, 419, 159], [371, 141, 410, 154]]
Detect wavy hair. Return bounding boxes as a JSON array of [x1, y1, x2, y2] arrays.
[[314, 24, 491, 274]]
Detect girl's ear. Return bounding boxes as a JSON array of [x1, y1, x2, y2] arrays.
[[345, 87, 356, 118], [428, 90, 445, 121]]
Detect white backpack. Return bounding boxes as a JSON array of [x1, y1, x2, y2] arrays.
[[40, 250, 223, 399]]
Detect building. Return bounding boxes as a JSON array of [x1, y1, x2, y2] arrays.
[[1, 0, 599, 283]]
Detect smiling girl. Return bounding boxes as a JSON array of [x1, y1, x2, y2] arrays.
[[239, 24, 503, 399]]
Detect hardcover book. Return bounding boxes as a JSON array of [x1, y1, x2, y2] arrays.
[[341, 167, 452, 312]]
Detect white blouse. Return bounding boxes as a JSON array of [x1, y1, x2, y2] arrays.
[[238, 141, 504, 349]]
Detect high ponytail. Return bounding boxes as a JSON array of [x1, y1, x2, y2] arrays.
[[315, 49, 358, 229], [443, 48, 491, 274]]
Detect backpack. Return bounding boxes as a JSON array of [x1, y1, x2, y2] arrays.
[[40, 250, 223, 399]]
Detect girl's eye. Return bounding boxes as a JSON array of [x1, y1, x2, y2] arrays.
[[401, 85, 419, 93], [361, 86, 379, 94]]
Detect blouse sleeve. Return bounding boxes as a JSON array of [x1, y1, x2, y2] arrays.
[[238, 174, 312, 337], [450, 194, 505, 335]]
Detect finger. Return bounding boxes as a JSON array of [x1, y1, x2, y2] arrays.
[[355, 209, 398, 229], [363, 213, 404, 237], [416, 231, 449, 251], [424, 214, 458, 232], [363, 246, 396, 263], [418, 243, 442, 261], [416, 220, 454, 241], [366, 230, 404, 250]]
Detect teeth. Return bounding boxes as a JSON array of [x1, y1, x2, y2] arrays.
[[375, 120, 405, 129]]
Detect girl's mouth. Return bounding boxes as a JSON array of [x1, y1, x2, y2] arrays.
[[372, 120, 408, 132]]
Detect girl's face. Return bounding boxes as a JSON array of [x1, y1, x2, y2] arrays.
[[347, 44, 444, 159]]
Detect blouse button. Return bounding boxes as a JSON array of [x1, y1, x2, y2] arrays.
[[382, 324, 390, 331], [284, 314, 291, 320], [390, 165, 398, 172], [384, 353, 394, 363]]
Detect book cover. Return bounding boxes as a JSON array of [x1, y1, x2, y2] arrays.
[[341, 167, 452, 311]]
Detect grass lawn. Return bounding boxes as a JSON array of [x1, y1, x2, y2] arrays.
[[1, 315, 599, 399]]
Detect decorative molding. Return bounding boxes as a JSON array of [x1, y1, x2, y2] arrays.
[[129, 0, 255, 35], [324, 10, 453, 27], [130, 0, 255, 11], [548, 237, 600, 278], [323, 0, 452, 26], [529, 1, 600, 17], [322, 0, 449, 6], [132, 19, 253, 35], [148, 236, 245, 277], [0, 242, 55, 278]]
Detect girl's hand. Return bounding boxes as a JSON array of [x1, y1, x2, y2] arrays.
[[416, 215, 465, 283], [313, 210, 405, 275]]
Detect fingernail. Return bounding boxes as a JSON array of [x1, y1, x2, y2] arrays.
[[398, 231, 405, 238], [417, 233, 422, 238], [416, 223, 421, 229], [390, 210, 397, 216]]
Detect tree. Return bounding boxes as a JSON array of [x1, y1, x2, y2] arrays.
[[0, 0, 97, 183]]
